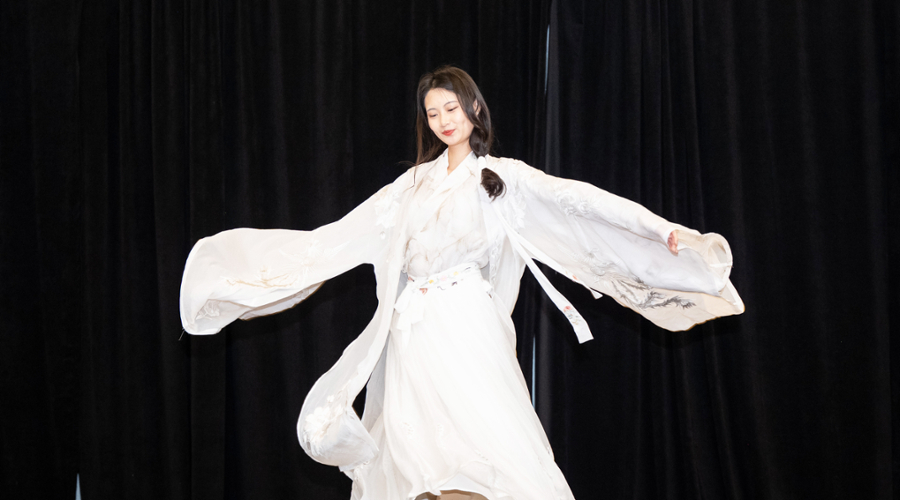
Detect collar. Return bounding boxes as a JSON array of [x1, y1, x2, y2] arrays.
[[432, 149, 480, 180]]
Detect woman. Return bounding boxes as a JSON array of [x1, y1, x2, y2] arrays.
[[180, 66, 743, 500]]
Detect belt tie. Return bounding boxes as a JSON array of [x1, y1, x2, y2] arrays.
[[392, 262, 489, 352]]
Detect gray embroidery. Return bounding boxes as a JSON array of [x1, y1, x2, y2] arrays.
[[611, 276, 695, 310], [573, 248, 695, 310]]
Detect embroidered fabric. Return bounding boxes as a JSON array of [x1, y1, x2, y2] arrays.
[[178, 150, 745, 500], [393, 262, 488, 344], [402, 152, 490, 278]]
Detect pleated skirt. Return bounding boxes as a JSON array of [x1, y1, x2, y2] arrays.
[[351, 265, 575, 500]]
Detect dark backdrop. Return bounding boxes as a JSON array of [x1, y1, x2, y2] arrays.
[[1, 1, 897, 499]]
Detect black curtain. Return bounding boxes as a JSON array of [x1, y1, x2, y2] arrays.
[[1, 1, 897, 499], [528, 1, 898, 499]]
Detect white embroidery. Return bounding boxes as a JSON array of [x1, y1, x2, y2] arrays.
[[300, 391, 349, 456], [301, 403, 341, 456], [374, 185, 401, 238], [223, 238, 340, 289], [198, 300, 220, 318], [281, 238, 341, 282], [488, 238, 502, 287], [556, 189, 594, 218], [570, 248, 617, 288], [502, 190, 527, 230]]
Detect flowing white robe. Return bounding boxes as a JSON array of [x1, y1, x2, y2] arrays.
[[179, 150, 744, 499]]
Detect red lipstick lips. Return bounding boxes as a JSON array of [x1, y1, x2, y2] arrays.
[[442, 130, 455, 136]]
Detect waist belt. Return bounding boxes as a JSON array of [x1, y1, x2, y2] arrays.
[[392, 262, 491, 351]]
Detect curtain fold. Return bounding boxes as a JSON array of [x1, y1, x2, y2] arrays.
[[0, 1, 548, 499], [0, 1, 896, 499], [535, 1, 896, 498]]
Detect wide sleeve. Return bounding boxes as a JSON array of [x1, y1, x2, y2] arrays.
[[497, 159, 744, 331], [179, 184, 398, 335]]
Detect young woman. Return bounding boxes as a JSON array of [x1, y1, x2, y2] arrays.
[[180, 66, 743, 500]]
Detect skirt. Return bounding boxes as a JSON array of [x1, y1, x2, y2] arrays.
[[350, 262, 575, 500]]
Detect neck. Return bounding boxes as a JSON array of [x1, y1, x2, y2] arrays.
[[446, 143, 472, 174]]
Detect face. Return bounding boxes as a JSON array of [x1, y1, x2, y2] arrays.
[[424, 88, 476, 151]]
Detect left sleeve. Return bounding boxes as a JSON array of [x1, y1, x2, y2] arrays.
[[497, 160, 744, 331], [179, 183, 398, 335]]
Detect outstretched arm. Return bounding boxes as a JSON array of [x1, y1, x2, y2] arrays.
[[494, 159, 743, 331], [179, 182, 401, 335]]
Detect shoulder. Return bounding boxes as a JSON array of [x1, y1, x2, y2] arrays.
[[481, 155, 520, 170], [483, 155, 537, 172], [375, 157, 440, 200], [406, 156, 443, 185], [382, 163, 421, 192], [481, 155, 544, 187]]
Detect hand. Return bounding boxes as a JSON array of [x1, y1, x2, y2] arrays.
[[667, 230, 679, 256]]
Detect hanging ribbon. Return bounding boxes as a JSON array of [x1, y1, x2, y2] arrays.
[[484, 181, 594, 344], [392, 262, 487, 352]]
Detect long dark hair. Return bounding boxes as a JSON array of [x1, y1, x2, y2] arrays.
[[414, 66, 505, 200]]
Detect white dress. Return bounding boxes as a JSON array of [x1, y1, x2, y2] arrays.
[[354, 154, 573, 499], [179, 150, 744, 500]]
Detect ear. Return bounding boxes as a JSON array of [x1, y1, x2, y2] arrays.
[[473, 101, 480, 117]]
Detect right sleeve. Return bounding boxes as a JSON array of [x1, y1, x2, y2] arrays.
[[179, 183, 400, 334], [493, 159, 744, 332]]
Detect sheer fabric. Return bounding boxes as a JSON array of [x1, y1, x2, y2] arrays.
[[403, 152, 490, 277], [179, 150, 744, 499]]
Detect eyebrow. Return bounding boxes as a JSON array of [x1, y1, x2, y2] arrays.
[[426, 100, 459, 112]]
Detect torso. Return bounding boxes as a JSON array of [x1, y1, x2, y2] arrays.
[[402, 152, 490, 278]]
